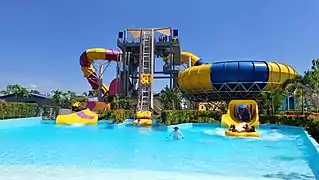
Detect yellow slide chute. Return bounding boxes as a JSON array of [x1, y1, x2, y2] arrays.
[[222, 100, 260, 137], [56, 109, 98, 125]]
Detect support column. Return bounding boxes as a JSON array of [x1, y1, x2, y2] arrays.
[[98, 64, 103, 101]]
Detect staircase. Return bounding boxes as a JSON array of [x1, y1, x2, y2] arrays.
[[137, 30, 154, 112]]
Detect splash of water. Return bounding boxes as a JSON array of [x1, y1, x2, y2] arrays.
[[204, 128, 298, 141], [204, 128, 225, 137]]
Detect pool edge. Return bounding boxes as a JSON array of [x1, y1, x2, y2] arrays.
[[305, 131, 319, 153]]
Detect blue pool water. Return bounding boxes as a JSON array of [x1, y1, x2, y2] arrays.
[[0, 121, 318, 180]]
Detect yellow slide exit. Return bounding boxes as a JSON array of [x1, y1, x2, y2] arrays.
[[221, 100, 260, 128]]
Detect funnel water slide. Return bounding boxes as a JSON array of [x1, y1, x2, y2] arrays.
[[177, 52, 297, 128], [80, 48, 121, 96]]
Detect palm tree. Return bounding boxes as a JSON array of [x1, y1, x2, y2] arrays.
[[1, 84, 30, 101], [302, 59, 319, 112], [159, 86, 182, 110], [51, 89, 64, 106], [67, 91, 77, 103], [280, 73, 314, 114]]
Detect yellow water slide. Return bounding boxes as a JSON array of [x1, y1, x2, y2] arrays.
[[80, 48, 121, 96], [56, 109, 98, 125], [221, 100, 260, 128]]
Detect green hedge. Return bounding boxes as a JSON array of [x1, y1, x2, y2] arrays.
[[0, 102, 61, 120], [0, 102, 38, 119], [98, 109, 133, 124], [161, 110, 222, 125]]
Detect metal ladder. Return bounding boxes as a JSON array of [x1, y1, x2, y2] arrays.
[[138, 30, 153, 111]]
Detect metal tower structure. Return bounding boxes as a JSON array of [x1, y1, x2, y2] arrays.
[[117, 27, 181, 114]]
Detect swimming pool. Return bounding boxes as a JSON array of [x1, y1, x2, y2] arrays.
[[0, 119, 318, 180]]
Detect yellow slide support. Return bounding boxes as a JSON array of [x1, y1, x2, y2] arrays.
[[56, 109, 98, 125], [221, 100, 259, 129]]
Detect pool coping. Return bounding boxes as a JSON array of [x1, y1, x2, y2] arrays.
[[305, 130, 319, 153]]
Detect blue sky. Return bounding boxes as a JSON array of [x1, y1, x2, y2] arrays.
[[0, 0, 318, 94]]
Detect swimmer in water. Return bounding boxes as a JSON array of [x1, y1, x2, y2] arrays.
[[167, 126, 184, 140]]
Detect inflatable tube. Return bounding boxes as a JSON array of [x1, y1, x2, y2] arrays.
[[133, 119, 152, 126], [136, 111, 152, 119], [225, 130, 260, 137]]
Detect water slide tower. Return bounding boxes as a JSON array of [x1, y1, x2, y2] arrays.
[[116, 28, 181, 116]]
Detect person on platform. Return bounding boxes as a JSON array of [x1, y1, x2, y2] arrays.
[[158, 35, 163, 42], [167, 127, 184, 140], [164, 35, 168, 42]]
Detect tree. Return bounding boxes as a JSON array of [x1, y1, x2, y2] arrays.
[[0, 84, 30, 101], [52, 90, 87, 108], [76, 96, 87, 103], [278, 61, 319, 113], [51, 89, 64, 106], [260, 91, 284, 115], [67, 91, 77, 104], [30, 89, 40, 94], [111, 95, 131, 110], [303, 58, 319, 112], [159, 86, 182, 110]]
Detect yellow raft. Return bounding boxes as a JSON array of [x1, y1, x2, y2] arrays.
[[133, 119, 153, 126], [225, 130, 260, 137]]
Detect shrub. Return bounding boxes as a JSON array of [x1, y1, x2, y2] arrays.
[[0, 102, 38, 119], [98, 110, 133, 124], [161, 110, 221, 125]]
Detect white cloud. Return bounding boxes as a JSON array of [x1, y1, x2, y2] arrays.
[[28, 83, 37, 89]]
